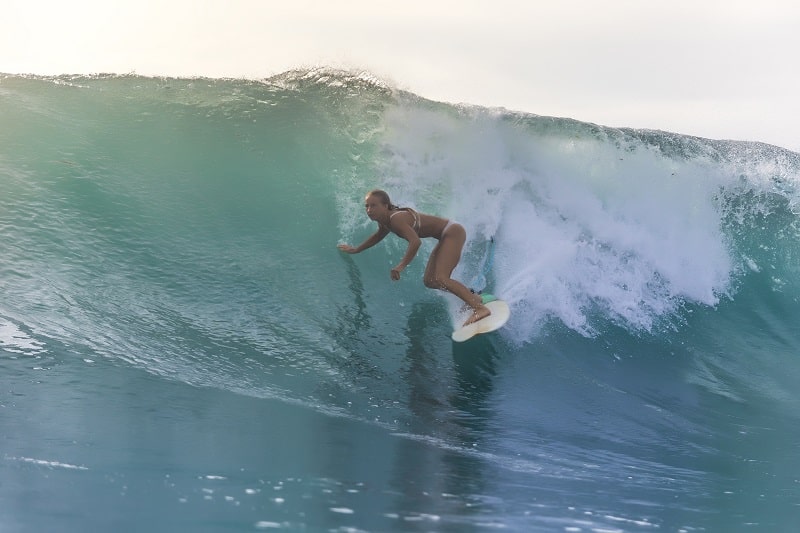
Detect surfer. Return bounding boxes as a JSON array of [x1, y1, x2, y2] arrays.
[[338, 189, 490, 326]]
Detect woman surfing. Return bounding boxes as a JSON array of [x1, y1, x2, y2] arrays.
[[337, 190, 490, 326]]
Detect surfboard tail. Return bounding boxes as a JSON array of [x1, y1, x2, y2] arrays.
[[451, 299, 510, 342]]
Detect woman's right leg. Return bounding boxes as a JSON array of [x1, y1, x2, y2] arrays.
[[423, 224, 490, 325]]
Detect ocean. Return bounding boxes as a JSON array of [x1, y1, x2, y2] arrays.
[[2, 69, 799, 532]]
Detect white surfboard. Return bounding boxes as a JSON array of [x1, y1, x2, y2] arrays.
[[452, 299, 510, 342]]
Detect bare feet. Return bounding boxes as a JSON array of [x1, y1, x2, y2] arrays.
[[463, 305, 491, 326]]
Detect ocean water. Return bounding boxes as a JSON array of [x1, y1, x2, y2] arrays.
[[2, 69, 800, 532]]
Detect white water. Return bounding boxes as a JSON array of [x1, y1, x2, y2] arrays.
[[337, 98, 755, 343]]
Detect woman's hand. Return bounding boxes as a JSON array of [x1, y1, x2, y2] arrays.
[[390, 267, 402, 281], [337, 244, 358, 254]]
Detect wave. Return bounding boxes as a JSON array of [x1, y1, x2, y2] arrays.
[[3, 69, 800, 530], [2, 67, 799, 372]]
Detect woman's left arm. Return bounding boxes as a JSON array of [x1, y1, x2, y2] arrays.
[[389, 219, 421, 280]]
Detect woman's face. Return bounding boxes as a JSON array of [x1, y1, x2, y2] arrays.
[[364, 194, 388, 221]]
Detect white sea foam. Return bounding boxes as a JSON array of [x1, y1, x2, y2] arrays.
[[370, 101, 756, 341], [0, 317, 46, 356]]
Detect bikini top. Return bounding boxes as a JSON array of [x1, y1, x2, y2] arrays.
[[389, 208, 421, 232]]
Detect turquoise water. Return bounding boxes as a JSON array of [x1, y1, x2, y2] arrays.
[[2, 70, 800, 531]]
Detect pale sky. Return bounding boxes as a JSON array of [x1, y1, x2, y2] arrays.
[[3, 0, 799, 152]]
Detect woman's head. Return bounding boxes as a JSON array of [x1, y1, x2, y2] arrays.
[[366, 189, 392, 207], [364, 189, 401, 221], [365, 189, 400, 210]]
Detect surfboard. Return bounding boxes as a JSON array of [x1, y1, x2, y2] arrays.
[[452, 298, 510, 342]]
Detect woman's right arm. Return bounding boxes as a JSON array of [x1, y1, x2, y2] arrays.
[[338, 225, 390, 254]]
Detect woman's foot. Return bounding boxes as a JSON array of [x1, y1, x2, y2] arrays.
[[463, 304, 491, 326]]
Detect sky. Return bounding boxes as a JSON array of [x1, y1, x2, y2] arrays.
[[2, 0, 799, 152]]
